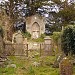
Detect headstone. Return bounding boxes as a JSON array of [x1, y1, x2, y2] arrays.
[[53, 54, 65, 68], [59, 57, 73, 75], [44, 36, 52, 56], [12, 30, 23, 44], [4, 41, 14, 56], [12, 30, 24, 56]]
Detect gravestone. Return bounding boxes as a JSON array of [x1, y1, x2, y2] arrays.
[[59, 57, 73, 75], [44, 36, 52, 56], [53, 54, 66, 68], [12, 30, 24, 56], [4, 41, 14, 56], [12, 30, 23, 44]]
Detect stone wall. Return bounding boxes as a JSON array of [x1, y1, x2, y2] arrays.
[[28, 42, 44, 50]]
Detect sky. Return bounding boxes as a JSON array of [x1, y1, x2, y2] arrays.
[[0, 0, 8, 3]]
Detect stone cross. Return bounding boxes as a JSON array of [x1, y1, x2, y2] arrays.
[[59, 57, 73, 75]]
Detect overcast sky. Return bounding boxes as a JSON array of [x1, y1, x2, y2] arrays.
[[0, 0, 7, 3]]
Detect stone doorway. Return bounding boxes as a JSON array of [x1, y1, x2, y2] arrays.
[[32, 22, 40, 39]]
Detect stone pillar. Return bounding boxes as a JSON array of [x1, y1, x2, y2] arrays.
[[23, 38, 28, 57], [59, 57, 73, 75], [44, 36, 52, 56]]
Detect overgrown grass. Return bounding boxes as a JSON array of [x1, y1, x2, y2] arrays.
[[29, 38, 44, 42], [0, 51, 75, 75], [28, 33, 45, 42]]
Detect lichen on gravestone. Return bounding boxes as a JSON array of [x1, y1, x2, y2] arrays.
[[44, 36, 53, 56], [59, 57, 73, 75]]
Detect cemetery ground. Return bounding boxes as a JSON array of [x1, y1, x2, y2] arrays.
[[0, 50, 75, 75]]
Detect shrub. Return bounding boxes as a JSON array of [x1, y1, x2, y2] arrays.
[[52, 32, 61, 45], [23, 31, 31, 39], [61, 25, 75, 56], [28, 66, 35, 75], [40, 33, 46, 39]]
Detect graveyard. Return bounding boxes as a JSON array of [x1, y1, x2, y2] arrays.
[[0, 0, 75, 75], [0, 25, 75, 75]]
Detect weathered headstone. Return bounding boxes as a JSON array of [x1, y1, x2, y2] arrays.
[[44, 36, 52, 56], [59, 57, 73, 75], [4, 41, 14, 56], [12, 30, 24, 56], [12, 30, 23, 44], [53, 54, 65, 68]]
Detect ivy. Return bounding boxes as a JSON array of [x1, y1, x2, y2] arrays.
[[61, 25, 75, 55]]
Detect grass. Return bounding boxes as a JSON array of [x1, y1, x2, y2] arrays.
[[0, 51, 75, 75], [28, 38, 44, 42]]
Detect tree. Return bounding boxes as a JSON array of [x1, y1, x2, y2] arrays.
[[61, 25, 75, 56], [58, 2, 75, 25], [0, 0, 49, 20], [0, 0, 75, 34]]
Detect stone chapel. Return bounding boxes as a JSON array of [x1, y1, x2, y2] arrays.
[[26, 14, 45, 39]]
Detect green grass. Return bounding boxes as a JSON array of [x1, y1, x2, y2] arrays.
[[29, 38, 44, 42], [0, 51, 75, 75]]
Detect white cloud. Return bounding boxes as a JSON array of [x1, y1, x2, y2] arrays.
[[0, 0, 8, 3]]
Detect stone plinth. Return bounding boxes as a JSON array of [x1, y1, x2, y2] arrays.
[[44, 36, 52, 56], [59, 57, 73, 75]]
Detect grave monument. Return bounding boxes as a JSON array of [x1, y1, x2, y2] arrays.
[[26, 14, 45, 39]]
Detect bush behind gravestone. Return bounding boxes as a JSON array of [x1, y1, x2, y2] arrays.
[[52, 32, 61, 45], [61, 25, 75, 56], [22, 31, 31, 39]]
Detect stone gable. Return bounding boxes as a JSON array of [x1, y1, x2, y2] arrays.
[[26, 14, 45, 39]]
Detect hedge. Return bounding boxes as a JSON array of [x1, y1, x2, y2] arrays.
[[61, 25, 75, 55]]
